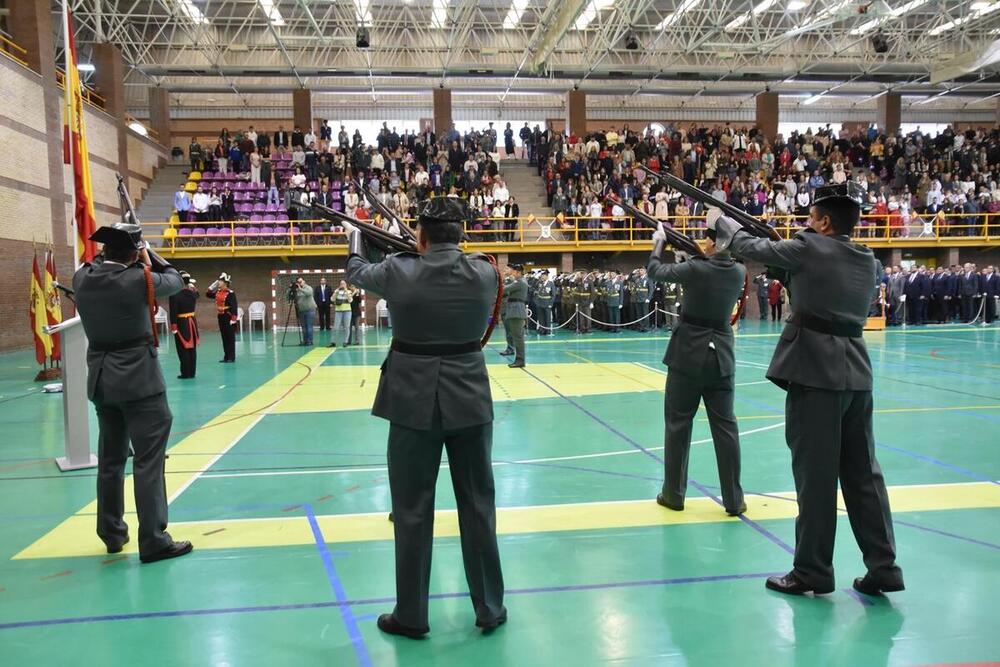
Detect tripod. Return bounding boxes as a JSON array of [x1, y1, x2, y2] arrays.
[[279, 296, 303, 347]]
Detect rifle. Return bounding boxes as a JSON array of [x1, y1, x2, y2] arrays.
[[297, 199, 417, 254], [115, 172, 171, 272], [615, 199, 705, 257], [354, 180, 419, 244], [638, 165, 781, 241]]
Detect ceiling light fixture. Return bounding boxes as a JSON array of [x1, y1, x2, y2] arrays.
[[725, 0, 776, 31], [503, 0, 530, 29], [929, 0, 1000, 35], [574, 0, 616, 31], [258, 0, 285, 26], [655, 0, 701, 31], [177, 0, 209, 24]]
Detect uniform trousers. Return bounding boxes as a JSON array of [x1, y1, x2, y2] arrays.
[[662, 349, 744, 512], [505, 317, 525, 364], [537, 305, 552, 333], [94, 389, 174, 557], [784, 384, 900, 589], [217, 314, 236, 361], [387, 412, 504, 630]]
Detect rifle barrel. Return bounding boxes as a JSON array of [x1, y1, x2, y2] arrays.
[[617, 200, 704, 257], [309, 201, 417, 253], [639, 165, 774, 239]]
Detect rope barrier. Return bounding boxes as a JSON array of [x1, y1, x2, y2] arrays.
[[525, 304, 681, 331]]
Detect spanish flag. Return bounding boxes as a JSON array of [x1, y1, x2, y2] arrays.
[[62, 6, 97, 266], [44, 250, 63, 361], [29, 252, 52, 366]]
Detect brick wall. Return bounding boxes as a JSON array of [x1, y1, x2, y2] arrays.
[[0, 58, 166, 352]]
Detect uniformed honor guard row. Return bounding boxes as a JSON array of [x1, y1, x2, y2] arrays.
[[74, 181, 904, 644]]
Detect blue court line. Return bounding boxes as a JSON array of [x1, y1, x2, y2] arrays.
[[304, 504, 372, 667], [512, 362, 797, 556], [0, 570, 782, 631], [875, 441, 1000, 485], [708, 485, 1000, 551], [496, 458, 662, 483]]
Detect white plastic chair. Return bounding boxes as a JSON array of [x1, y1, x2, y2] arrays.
[[236, 306, 245, 334], [248, 301, 266, 333], [154, 306, 169, 338], [376, 299, 390, 330]]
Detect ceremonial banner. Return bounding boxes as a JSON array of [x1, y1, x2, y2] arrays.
[[44, 250, 63, 361], [62, 6, 98, 267], [29, 252, 52, 365]]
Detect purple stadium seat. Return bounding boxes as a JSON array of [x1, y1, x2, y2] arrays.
[[276, 213, 289, 222], [202, 171, 215, 180], [252, 203, 266, 214], [263, 214, 276, 223], [265, 203, 279, 214], [249, 214, 263, 223]]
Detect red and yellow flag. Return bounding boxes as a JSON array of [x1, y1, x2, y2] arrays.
[[44, 250, 63, 361], [29, 252, 53, 366], [62, 7, 97, 266]]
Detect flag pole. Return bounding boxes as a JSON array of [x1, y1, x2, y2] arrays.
[[53, 0, 96, 471]]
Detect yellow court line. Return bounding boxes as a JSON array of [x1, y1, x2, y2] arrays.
[[562, 350, 664, 391], [27, 349, 333, 540], [14, 481, 999, 559]]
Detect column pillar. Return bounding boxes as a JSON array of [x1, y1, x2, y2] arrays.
[[943, 247, 960, 268], [566, 89, 587, 137], [889, 248, 902, 267], [148, 87, 172, 148], [293, 88, 313, 135], [92, 42, 129, 190], [560, 253, 574, 274], [7, 0, 53, 75], [755, 91, 779, 140], [877, 93, 901, 135], [9, 0, 67, 247], [432, 88, 452, 136]]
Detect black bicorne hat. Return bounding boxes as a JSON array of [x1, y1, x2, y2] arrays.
[[813, 182, 869, 210], [89, 223, 144, 250], [418, 197, 472, 225]]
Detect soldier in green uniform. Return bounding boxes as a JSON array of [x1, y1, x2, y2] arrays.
[[716, 182, 904, 597], [576, 271, 594, 333], [648, 221, 747, 516], [73, 223, 194, 564], [503, 263, 528, 368], [605, 272, 623, 331], [535, 271, 555, 334], [662, 280, 680, 332], [345, 197, 507, 637], [631, 270, 651, 330], [499, 272, 514, 356]]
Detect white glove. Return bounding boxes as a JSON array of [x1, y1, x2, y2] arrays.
[[652, 222, 667, 244], [899, 295, 907, 303]]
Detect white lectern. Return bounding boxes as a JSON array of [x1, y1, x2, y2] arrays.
[[44, 315, 97, 471]]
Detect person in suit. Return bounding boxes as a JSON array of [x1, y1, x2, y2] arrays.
[[716, 182, 904, 597], [291, 125, 305, 149], [206, 273, 238, 362], [345, 197, 506, 638], [886, 266, 905, 325], [534, 271, 555, 334], [930, 267, 949, 323], [648, 216, 747, 516], [905, 265, 931, 325], [273, 126, 288, 149], [314, 277, 332, 331], [72, 223, 193, 564], [169, 271, 200, 379], [960, 263, 979, 322], [502, 264, 528, 368], [982, 266, 998, 324]]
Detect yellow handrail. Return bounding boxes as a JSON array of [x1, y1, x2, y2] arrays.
[[55, 69, 106, 109], [140, 212, 999, 251], [0, 34, 30, 68]]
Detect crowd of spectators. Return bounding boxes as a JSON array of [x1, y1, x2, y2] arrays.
[[169, 119, 1000, 245], [539, 122, 1000, 240]]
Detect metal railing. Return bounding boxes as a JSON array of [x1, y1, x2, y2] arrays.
[[141, 212, 1000, 253], [0, 34, 29, 68], [55, 69, 106, 109]]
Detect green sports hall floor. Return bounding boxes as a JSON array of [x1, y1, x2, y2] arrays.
[[0, 320, 997, 667]]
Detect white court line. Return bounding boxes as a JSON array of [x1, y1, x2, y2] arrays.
[[736, 360, 771, 369], [634, 362, 769, 387], [167, 414, 265, 503], [198, 421, 787, 480], [736, 380, 772, 387]]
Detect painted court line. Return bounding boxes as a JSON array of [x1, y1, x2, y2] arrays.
[[194, 422, 788, 480], [0, 570, 782, 632], [167, 415, 264, 504], [15, 482, 997, 560], [304, 504, 371, 667]]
